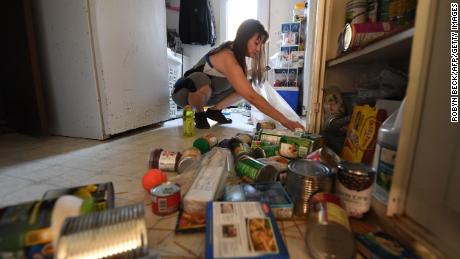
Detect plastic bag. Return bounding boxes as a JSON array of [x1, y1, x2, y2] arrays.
[[250, 81, 301, 128]]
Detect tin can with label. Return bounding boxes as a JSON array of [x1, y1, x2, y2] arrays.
[[234, 133, 253, 145], [193, 134, 219, 154], [235, 155, 278, 183], [149, 149, 182, 172], [336, 161, 375, 218], [256, 121, 276, 132], [252, 145, 280, 159], [279, 136, 314, 159], [229, 138, 252, 159], [177, 147, 201, 174], [306, 192, 356, 259], [150, 182, 181, 216], [342, 22, 394, 51]]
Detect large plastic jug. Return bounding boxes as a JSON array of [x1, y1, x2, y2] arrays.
[[373, 98, 405, 204]]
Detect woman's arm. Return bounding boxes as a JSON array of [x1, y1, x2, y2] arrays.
[[211, 50, 304, 130]]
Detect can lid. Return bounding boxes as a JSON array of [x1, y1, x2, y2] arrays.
[[287, 160, 331, 177], [338, 161, 374, 176], [343, 23, 352, 51], [151, 182, 180, 196], [306, 224, 356, 259], [193, 138, 210, 154]]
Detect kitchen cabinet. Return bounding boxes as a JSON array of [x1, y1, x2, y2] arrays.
[[309, 0, 460, 256]]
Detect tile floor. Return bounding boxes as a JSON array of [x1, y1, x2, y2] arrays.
[[0, 112, 253, 208], [0, 111, 313, 258]]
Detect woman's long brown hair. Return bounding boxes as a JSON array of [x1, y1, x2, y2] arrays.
[[209, 19, 269, 84]]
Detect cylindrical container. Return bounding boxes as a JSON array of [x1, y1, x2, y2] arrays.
[[250, 140, 271, 149], [342, 22, 394, 51], [234, 133, 253, 145], [149, 148, 182, 172], [367, 0, 378, 22], [235, 155, 278, 183], [177, 147, 201, 174], [305, 193, 356, 259], [183, 105, 195, 137], [252, 145, 280, 159], [279, 136, 314, 159], [56, 203, 148, 259], [229, 138, 252, 159], [150, 182, 181, 216], [373, 100, 404, 204], [193, 134, 219, 154], [256, 121, 276, 132], [336, 161, 375, 218], [306, 146, 341, 173], [345, 0, 368, 24], [286, 160, 333, 216]]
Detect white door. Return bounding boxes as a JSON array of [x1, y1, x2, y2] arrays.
[[89, 0, 170, 136]]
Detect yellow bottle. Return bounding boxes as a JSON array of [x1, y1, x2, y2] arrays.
[[183, 106, 195, 137]]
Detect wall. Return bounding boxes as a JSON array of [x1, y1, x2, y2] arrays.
[[166, 0, 223, 70], [267, 0, 300, 59]]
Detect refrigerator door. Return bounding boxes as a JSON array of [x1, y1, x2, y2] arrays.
[[33, 0, 105, 139], [89, 0, 170, 136]]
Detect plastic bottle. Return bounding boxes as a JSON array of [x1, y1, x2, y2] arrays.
[[372, 98, 405, 204], [183, 105, 195, 137]]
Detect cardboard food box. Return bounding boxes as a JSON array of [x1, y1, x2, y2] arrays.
[[205, 202, 289, 259]]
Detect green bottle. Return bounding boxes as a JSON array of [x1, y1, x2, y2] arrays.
[[183, 106, 195, 137]]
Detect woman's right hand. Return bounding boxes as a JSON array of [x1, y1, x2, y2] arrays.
[[280, 118, 305, 131]]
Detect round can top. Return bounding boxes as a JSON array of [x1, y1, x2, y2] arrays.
[[338, 161, 374, 176], [151, 182, 180, 197], [343, 23, 352, 51], [287, 160, 331, 178]]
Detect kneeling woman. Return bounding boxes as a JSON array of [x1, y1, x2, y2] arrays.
[[172, 19, 304, 131]]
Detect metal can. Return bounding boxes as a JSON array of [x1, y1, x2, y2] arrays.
[[228, 138, 252, 159], [150, 182, 181, 216], [235, 155, 278, 183], [286, 160, 333, 216], [279, 136, 314, 159], [252, 145, 280, 159], [305, 192, 356, 259], [336, 161, 375, 218], [234, 133, 253, 145], [149, 149, 182, 172], [306, 146, 341, 173], [342, 22, 394, 52], [177, 147, 201, 174], [256, 121, 276, 132]]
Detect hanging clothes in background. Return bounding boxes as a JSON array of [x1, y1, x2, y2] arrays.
[[179, 0, 216, 46]]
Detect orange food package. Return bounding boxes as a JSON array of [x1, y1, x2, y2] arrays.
[[341, 105, 384, 164]]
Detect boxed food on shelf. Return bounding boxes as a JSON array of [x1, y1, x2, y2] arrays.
[[223, 182, 293, 219], [205, 202, 289, 259], [281, 22, 301, 46]]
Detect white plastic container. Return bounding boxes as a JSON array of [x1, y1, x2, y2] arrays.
[[373, 99, 405, 204]]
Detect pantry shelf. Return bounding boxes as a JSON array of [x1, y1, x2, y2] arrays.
[[327, 27, 414, 68]]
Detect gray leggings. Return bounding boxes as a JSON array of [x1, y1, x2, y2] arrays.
[[172, 72, 235, 108]]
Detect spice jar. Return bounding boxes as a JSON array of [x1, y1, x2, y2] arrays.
[[149, 149, 182, 172], [336, 161, 375, 218]]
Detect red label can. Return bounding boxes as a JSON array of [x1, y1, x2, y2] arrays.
[[150, 182, 181, 216]]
